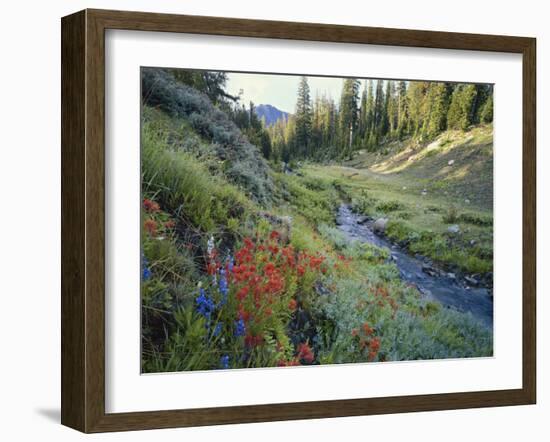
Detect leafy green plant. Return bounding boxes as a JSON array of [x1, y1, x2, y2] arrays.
[[457, 212, 493, 226], [376, 200, 406, 213]]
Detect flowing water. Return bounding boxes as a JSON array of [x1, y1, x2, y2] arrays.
[[336, 204, 493, 328]]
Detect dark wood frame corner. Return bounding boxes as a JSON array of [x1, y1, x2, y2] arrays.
[[61, 8, 536, 433]]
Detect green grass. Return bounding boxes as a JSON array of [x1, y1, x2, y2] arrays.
[[273, 172, 341, 227], [142, 116, 255, 234]]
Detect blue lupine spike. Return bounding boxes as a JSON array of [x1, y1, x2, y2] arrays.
[[141, 255, 152, 281], [234, 318, 246, 337], [220, 355, 230, 369], [142, 266, 152, 281]]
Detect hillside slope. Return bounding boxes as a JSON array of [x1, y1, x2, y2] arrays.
[[344, 125, 493, 211], [141, 68, 274, 204]]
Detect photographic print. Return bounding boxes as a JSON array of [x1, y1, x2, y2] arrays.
[[140, 67, 494, 373]]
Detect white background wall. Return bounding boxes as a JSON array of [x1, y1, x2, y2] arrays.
[[0, 0, 547, 440]]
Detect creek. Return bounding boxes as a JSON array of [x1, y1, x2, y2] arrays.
[[336, 204, 493, 328]]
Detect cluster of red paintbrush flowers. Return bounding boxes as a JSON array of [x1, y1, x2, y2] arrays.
[[351, 322, 382, 361], [206, 230, 329, 365], [142, 198, 176, 237]]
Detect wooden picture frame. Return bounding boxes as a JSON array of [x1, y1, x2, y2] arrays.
[[61, 8, 536, 433]]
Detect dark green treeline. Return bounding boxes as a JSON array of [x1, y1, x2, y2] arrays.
[[166, 69, 493, 163], [268, 77, 493, 162]]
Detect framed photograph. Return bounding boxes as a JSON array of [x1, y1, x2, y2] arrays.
[[61, 9, 536, 432]]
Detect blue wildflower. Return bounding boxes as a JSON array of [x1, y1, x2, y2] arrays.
[[195, 288, 215, 320], [218, 268, 229, 306], [220, 355, 230, 369], [213, 322, 222, 337], [141, 256, 152, 281], [142, 266, 152, 281], [234, 318, 246, 337]]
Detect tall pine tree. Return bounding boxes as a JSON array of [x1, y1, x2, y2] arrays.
[[358, 85, 368, 142], [338, 78, 361, 158], [396, 80, 408, 138], [447, 84, 477, 130], [385, 81, 398, 136], [423, 83, 450, 139], [371, 80, 386, 145], [294, 76, 313, 157]]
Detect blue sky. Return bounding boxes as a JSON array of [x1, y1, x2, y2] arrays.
[[226, 72, 367, 114]]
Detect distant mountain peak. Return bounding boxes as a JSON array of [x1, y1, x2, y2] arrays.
[[255, 104, 289, 126]]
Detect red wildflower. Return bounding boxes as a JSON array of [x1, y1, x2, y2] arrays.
[[297, 265, 305, 277], [369, 337, 381, 352], [282, 245, 294, 255], [143, 219, 157, 236], [208, 248, 218, 260], [164, 220, 176, 229], [238, 307, 251, 322], [206, 262, 218, 275], [278, 358, 300, 367], [362, 323, 374, 336], [288, 299, 297, 311], [237, 285, 249, 300], [264, 262, 276, 274], [269, 230, 280, 241], [267, 274, 284, 293], [297, 343, 315, 364], [233, 264, 246, 274], [243, 237, 254, 250], [268, 245, 279, 255], [245, 334, 264, 348], [143, 198, 160, 213]]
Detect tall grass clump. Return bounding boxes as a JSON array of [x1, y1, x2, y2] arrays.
[[350, 190, 378, 217], [442, 205, 459, 223]]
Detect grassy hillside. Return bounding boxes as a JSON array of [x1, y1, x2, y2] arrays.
[[343, 125, 493, 211], [142, 67, 274, 204]]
